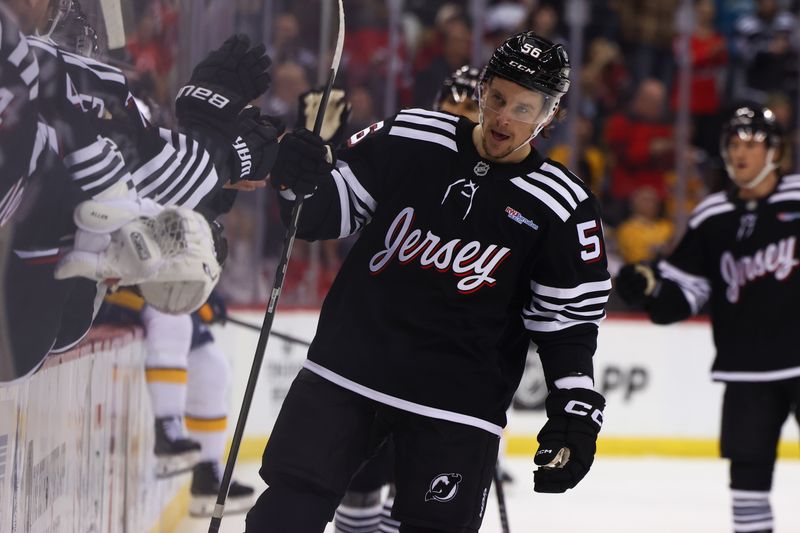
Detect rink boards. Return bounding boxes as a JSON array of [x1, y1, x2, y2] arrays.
[[216, 309, 800, 460], [0, 326, 185, 533], [2, 311, 798, 533]]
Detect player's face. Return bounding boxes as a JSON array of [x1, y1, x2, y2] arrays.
[[726, 135, 771, 186], [440, 97, 479, 122], [479, 77, 544, 161]]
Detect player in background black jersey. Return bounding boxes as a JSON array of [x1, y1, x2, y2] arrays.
[[616, 104, 799, 533], [246, 32, 610, 533]]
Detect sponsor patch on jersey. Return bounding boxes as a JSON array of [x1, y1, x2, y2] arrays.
[[425, 473, 462, 502], [776, 211, 800, 222], [505, 206, 538, 230]]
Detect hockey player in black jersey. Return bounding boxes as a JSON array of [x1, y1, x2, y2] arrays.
[[615, 104, 799, 533], [246, 32, 610, 533]]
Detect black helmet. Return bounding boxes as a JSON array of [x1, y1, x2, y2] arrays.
[[721, 104, 782, 150], [49, 0, 100, 58], [435, 65, 481, 108], [483, 32, 570, 98], [720, 103, 783, 189]]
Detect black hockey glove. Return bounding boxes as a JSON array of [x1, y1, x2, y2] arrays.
[[533, 388, 605, 494], [189, 33, 271, 104], [297, 88, 352, 147], [229, 106, 280, 183], [175, 34, 271, 141], [270, 129, 334, 198], [615, 263, 658, 307]]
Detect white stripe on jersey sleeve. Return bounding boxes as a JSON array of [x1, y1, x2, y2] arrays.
[[63, 138, 107, 167], [159, 147, 210, 205], [657, 260, 711, 315], [178, 166, 218, 209], [28, 122, 49, 175], [523, 278, 611, 332], [400, 108, 459, 122], [80, 159, 124, 191], [131, 142, 175, 187], [7, 37, 28, 66], [540, 162, 589, 202], [60, 52, 126, 84], [335, 160, 376, 217], [70, 147, 117, 180], [394, 113, 457, 135], [140, 134, 191, 197], [523, 315, 605, 333], [388, 126, 457, 152], [20, 58, 37, 85], [331, 169, 352, 237], [510, 177, 570, 221], [531, 278, 613, 299], [0, 177, 25, 227], [527, 172, 578, 209]]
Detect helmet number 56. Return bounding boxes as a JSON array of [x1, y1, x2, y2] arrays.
[[520, 43, 542, 58], [577, 220, 603, 263]]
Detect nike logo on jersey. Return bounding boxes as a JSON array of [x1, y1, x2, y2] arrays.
[[369, 207, 511, 293], [720, 236, 799, 303]]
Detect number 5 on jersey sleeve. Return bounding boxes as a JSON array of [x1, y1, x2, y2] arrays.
[[577, 220, 603, 263]]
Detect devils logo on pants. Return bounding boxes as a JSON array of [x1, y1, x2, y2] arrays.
[[425, 473, 463, 502]]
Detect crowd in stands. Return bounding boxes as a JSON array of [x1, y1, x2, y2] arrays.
[[118, 0, 800, 306]]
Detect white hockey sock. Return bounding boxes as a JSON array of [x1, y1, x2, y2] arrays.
[[378, 496, 400, 532], [186, 416, 227, 462], [731, 489, 772, 532], [335, 501, 383, 533]]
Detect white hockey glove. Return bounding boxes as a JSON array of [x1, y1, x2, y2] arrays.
[[55, 185, 222, 315]]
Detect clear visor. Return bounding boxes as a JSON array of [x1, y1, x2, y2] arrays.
[[477, 81, 558, 127]]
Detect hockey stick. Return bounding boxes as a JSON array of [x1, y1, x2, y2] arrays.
[[493, 464, 511, 533], [225, 316, 311, 347], [207, 2, 345, 531]]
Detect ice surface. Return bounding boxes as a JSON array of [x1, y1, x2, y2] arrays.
[[177, 456, 800, 532]]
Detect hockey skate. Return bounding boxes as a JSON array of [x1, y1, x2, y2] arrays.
[[154, 416, 202, 478], [189, 460, 255, 517]]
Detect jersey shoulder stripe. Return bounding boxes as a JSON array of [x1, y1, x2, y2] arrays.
[[769, 174, 800, 205], [388, 109, 458, 152], [511, 161, 592, 222], [688, 191, 734, 228]]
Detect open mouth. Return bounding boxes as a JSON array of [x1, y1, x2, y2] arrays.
[[490, 129, 510, 142]]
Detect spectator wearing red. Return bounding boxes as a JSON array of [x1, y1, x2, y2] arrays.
[[670, 0, 728, 157], [604, 78, 674, 205]]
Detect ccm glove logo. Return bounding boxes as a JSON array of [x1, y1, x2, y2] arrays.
[[564, 400, 604, 428], [177, 85, 231, 109]]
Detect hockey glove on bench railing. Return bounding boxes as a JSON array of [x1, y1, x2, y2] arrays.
[[533, 387, 605, 493], [270, 129, 334, 199]]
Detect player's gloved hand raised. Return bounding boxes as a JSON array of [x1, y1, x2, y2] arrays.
[[615, 263, 657, 307], [533, 388, 605, 493], [189, 34, 271, 104], [176, 35, 271, 141], [270, 129, 334, 198], [297, 88, 351, 147], [229, 106, 280, 183]]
